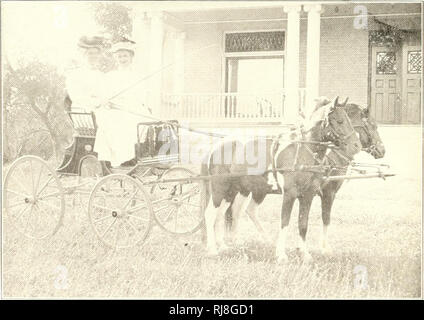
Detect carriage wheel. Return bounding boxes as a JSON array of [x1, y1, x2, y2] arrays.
[[3, 155, 65, 239], [88, 174, 153, 248], [151, 167, 205, 235]]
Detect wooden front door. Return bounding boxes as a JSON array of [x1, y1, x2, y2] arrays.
[[370, 44, 422, 124], [401, 45, 421, 124], [370, 47, 400, 124]]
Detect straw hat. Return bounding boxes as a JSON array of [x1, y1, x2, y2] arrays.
[[78, 35, 105, 49], [111, 38, 136, 54]]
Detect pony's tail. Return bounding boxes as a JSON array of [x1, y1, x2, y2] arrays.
[[201, 159, 233, 238]]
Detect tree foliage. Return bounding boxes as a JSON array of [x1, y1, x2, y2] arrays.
[[3, 59, 73, 163], [3, 4, 133, 163], [92, 2, 132, 42]]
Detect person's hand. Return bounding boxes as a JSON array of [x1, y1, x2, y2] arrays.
[[94, 99, 111, 110], [102, 102, 112, 110]]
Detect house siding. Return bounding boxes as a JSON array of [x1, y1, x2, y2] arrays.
[[180, 17, 370, 107], [159, 3, 420, 115], [319, 17, 369, 106]]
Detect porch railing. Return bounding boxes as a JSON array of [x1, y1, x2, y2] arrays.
[[161, 89, 306, 123]]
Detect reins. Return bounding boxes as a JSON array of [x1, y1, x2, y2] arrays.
[[102, 102, 360, 181]]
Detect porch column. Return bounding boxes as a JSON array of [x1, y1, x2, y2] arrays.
[[283, 4, 302, 123], [174, 32, 186, 94], [148, 11, 165, 116], [304, 4, 323, 115]]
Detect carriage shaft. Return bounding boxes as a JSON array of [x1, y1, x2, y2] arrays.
[[142, 166, 329, 185], [324, 173, 395, 181]]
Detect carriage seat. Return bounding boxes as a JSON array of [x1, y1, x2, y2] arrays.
[[68, 111, 97, 137], [58, 93, 180, 173], [56, 111, 98, 174], [135, 121, 180, 165]]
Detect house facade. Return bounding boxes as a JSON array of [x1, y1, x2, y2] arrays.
[[130, 2, 421, 126]]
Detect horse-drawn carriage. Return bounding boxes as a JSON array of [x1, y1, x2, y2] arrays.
[[3, 99, 394, 254], [4, 110, 207, 248]]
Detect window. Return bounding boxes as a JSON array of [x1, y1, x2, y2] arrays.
[[223, 31, 285, 118], [376, 51, 397, 74], [226, 56, 284, 93], [225, 31, 285, 53], [407, 50, 422, 74]]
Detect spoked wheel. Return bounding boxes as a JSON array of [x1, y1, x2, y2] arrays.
[[151, 167, 205, 235], [88, 174, 153, 249], [3, 155, 65, 239]]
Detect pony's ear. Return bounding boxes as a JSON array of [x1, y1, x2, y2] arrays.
[[363, 107, 370, 117], [333, 96, 340, 108], [342, 97, 349, 106], [329, 96, 339, 111]]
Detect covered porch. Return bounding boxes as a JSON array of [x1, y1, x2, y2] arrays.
[[129, 2, 421, 125], [161, 89, 306, 123], [131, 2, 321, 124]]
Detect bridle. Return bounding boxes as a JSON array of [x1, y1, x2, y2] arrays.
[[352, 115, 381, 156], [321, 108, 357, 148]]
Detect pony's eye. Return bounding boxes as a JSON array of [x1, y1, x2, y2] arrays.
[[337, 119, 344, 124]]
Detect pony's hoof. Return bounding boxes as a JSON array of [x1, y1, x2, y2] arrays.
[[206, 247, 219, 257], [302, 252, 313, 263], [276, 253, 289, 264], [260, 235, 272, 244], [320, 245, 333, 255], [218, 244, 230, 252]]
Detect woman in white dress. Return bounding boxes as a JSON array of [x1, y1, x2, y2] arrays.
[[94, 39, 151, 167], [65, 36, 106, 112]]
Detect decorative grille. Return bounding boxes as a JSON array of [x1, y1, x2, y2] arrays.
[[376, 51, 397, 75], [225, 31, 285, 53], [407, 50, 422, 74]]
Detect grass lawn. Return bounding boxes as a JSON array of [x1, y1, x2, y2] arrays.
[[2, 126, 421, 298]]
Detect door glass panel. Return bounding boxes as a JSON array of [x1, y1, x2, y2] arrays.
[[407, 50, 422, 74], [376, 51, 397, 74]]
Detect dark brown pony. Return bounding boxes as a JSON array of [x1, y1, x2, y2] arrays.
[[318, 103, 385, 254], [346, 104, 385, 159], [202, 97, 362, 257], [274, 99, 362, 262], [220, 102, 385, 261]]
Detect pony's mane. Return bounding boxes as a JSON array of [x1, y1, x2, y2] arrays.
[[345, 103, 367, 119], [302, 97, 334, 131]]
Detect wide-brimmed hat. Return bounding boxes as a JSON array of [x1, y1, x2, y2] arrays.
[[111, 38, 136, 54], [78, 35, 105, 49]]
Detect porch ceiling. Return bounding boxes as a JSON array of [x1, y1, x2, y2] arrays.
[[155, 2, 421, 26]]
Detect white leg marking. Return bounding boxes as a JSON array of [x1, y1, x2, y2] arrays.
[[215, 202, 229, 251], [246, 201, 271, 243], [229, 192, 251, 244], [215, 209, 226, 249], [298, 234, 313, 262], [204, 197, 218, 255], [321, 224, 332, 254], [213, 199, 232, 253], [275, 228, 289, 263]]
